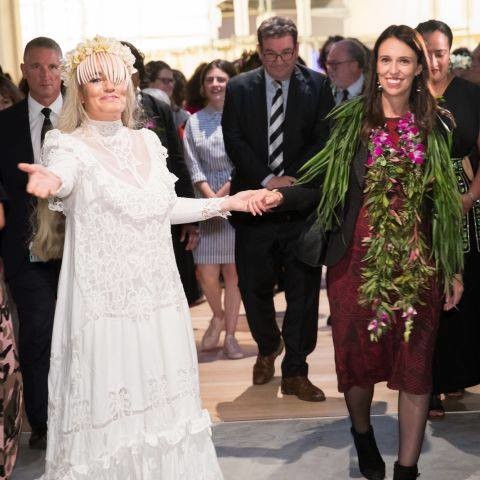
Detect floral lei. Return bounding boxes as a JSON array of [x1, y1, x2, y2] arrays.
[[299, 97, 463, 344], [360, 112, 434, 341]]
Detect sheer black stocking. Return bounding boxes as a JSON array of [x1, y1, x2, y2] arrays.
[[397, 391, 429, 467], [344, 385, 374, 433]]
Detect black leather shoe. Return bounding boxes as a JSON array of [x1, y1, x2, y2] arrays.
[[29, 427, 47, 450], [252, 339, 284, 385], [351, 426, 385, 480], [393, 461, 419, 479]]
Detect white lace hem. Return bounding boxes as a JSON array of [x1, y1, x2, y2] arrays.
[[39, 410, 223, 480]]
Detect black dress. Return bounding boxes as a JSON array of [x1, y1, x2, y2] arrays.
[[432, 76, 480, 394]]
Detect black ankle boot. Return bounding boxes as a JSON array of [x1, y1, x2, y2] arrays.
[[351, 426, 385, 480], [393, 461, 419, 479]]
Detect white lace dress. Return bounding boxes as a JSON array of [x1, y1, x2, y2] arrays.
[[38, 119, 225, 479]]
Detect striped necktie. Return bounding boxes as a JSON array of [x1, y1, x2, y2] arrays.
[[268, 80, 284, 176]]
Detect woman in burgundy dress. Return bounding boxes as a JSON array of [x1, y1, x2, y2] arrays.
[[247, 25, 463, 480]]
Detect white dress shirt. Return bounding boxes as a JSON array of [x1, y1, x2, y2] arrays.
[[28, 93, 63, 164], [334, 73, 364, 105]]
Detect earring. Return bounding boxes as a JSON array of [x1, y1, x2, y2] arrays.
[[376, 80, 382, 92], [416, 76, 422, 92]]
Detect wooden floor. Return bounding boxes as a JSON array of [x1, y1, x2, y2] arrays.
[[193, 289, 480, 423]]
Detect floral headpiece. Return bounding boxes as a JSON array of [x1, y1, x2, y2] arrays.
[[62, 35, 136, 86], [450, 53, 472, 70]]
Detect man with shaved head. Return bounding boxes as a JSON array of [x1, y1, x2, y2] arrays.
[[0, 36, 63, 450]]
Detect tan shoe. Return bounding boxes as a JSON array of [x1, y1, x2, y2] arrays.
[[201, 316, 224, 351], [223, 334, 244, 359]]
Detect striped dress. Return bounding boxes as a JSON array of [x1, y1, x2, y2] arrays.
[[183, 106, 235, 264]]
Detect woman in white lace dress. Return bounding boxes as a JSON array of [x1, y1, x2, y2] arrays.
[[18, 36, 251, 479]]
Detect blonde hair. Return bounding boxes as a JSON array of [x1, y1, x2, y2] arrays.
[[32, 50, 139, 261]]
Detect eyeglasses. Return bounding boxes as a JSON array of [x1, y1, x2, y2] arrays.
[[156, 77, 174, 85], [326, 60, 354, 70], [262, 49, 295, 63]]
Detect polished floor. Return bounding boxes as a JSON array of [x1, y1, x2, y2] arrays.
[[12, 412, 480, 479], [11, 287, 480, 479]]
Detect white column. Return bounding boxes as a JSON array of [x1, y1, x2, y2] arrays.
[[0, 0, 22, 82], [296, 0, 312, 67], [233, 0, 249, 37], [296, 0, 312, 38]]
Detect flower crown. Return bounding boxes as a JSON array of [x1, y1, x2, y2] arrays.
[[62, 35, 136, 84]]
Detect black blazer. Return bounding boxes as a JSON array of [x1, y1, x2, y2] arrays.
[[0, 99, 36, 279], [140, 92, 195, 199], [279, 146, 368, 266], [222, 64, 334, 225]]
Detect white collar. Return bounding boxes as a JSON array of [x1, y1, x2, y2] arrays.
[[346, 73, 364, 97], [28, 93, 63, 119], [264, 70, 289, 88]]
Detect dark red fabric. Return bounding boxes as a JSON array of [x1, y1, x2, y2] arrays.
[[327, 118, 441, 395]]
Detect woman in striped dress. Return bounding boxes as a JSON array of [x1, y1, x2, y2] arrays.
[[184, 60, 243, 359]]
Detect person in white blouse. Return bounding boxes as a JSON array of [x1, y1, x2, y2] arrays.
[[18, 36, 253, 479]]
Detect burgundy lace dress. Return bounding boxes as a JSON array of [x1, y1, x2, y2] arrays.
[[327, 118, 441, 395]]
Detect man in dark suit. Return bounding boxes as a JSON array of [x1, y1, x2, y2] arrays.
[[326, 38, 367, 105], [0, 37, 63, 449], [222, 16, 334, 401]]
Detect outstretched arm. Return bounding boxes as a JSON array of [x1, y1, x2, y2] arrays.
[[18, 163, 62, 198], [170, 190, 254, 225]]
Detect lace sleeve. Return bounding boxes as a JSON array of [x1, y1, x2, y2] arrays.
[[142, 128, 179, 186], [42, 130, 82, 212], [170, 197, 230, 225]]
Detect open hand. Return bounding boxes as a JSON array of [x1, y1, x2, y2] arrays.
[[18, 163, 61, 198]]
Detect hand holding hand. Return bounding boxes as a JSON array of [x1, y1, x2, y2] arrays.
[[266, 175, 296, 189], [18, 163, 61, 199], [443, 274, 464, 311], [221, 190, 255, 212], [246, 188, 284, 216]]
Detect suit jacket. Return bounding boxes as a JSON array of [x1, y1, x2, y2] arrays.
[[140, 92, 194, 198], [0, 99, 36, 279], [222, 64, 334, 225], [279, 146, 368, 266]]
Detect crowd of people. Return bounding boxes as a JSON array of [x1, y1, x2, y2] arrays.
[[0, 14, 479, 480]]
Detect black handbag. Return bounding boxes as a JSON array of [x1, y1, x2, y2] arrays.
[[295, 210, 329, 268]]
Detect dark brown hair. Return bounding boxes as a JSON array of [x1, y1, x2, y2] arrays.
[[185, 62, 207, 111], [257, 16, 297, 48], [416, 20, 453, 48], [172, 69, 187, 108], [121, 40, 146, 87], [362, 24, 437, 141], [318, 35, 344, 71], [0, 75, 24, 105], [145, 60, 171, 84], [200, 60, 237, 87]]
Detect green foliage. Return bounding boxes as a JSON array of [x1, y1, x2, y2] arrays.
[[299, 100, 463, 343]]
